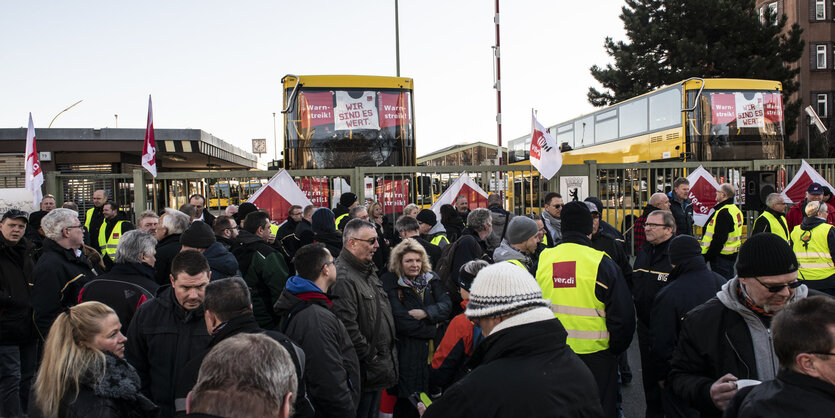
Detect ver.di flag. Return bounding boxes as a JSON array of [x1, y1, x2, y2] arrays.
[[142, 95, 158, 177], [25, 113, 44, 207], [781, 160, 835, 204], [530, 110, 562, 180], [430, 172, 488, 217], [686, 166, 721, 227]]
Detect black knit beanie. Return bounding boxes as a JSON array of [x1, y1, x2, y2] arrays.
[[735, 233, 798, 277], [180, 221, 216, 249], [237, 202, 258, 223], [669, 235, 702, 266], [561, 201, 593, 236], [339, 192, 358, 208]]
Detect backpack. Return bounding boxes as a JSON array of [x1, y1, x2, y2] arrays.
[[434, 238, 463, 293]]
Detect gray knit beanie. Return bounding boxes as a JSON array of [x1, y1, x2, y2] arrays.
[[505, 216, 538, 245], [465, 263, 550, 320]]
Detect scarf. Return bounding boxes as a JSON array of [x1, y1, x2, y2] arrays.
[[541, 210, 562, 240], [401, 272, 430, 294]]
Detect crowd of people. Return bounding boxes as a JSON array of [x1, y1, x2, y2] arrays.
[[1, 178, 835, 418]]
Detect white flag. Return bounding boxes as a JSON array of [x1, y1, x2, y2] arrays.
[[142, 95, 158, 177], [530, 110, 562, 180], [24, 113, 44, 207]]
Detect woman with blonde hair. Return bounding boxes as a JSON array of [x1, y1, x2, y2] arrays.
[[33, 301, 157, 418], [791, 200, 835, 295], [380, 239, 451, 418]]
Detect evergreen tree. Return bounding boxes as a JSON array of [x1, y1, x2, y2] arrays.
[[589, 0, 804, 136]]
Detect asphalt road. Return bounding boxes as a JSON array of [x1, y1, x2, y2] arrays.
[[620, 330, 646, 418]]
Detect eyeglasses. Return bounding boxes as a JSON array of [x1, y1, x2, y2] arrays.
[[321, 260, 335, 270], [351, 237, 378, 245], [65, 225, 84, 230], [751, 276, 804, 293], [807, 351, 835, 356], [549, 204, 562, 209], [644, 223, 671, 229]]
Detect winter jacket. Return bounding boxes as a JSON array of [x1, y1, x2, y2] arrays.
[[448, 229, 491, 316], [724, 369, 835, 418], [648, 256, 725, 383], [750, 207, 789, 238], [492, 240, 535, 275], [381, 272, 451, 398], [125, 286, 211, 418], [330, 249, 398, 392], [54, 352, 158, 418], [668, 191, 694, 236], [154, 233, 182, 285], [667, 278, 811, 418], [333, 205, 350, 231], [590, 228, 632, 290], [79, 262, 158, 333], [424, 222, 450, 249], [314, 231, 343, 258], [232, 229, 290, 329], [31, 238, 98, 339], [295, 219, 314, 247], [423, 308, 604, 418], [787, 199, 835, 233], [173, 312, 315, 418], [794, 216, 835, 290], [0, 235, 36, 345], [371, 222, 390, 274], [201, 242, 239, 280], [441, 216, 464, 243], [631, 237, 673, 325], [701, 198, 739, 262], [274, 277, 361, 418], [429, 300, 480, 392], [486, 204, 513, 251], [277, 218, 300, 257]]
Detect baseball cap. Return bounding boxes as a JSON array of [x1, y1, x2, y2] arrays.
[[1, 209, 29, 223], [808, 183, 824, 195]]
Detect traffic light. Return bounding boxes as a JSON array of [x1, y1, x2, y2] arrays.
[[742, 171, 777, 211]]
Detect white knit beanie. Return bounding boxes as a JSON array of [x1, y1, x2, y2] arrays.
[[465, 262, 550, 320]]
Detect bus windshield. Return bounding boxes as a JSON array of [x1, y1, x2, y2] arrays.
[[284, 86, 415, 169], [688, 90, 784, 160]]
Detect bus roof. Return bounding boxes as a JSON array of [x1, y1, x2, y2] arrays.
[[281, 75, 414, 90]]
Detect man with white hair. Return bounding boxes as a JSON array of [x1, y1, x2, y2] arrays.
[[154, 208, 190, 285], [30, 208, 98, 338], [701, 183, 743, 280], [137, 210, 160, 237], [421, 263, 603, 417], [751, 192, 790, 242]]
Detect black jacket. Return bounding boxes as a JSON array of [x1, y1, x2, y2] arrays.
[[55, 352, 158, 418], [199, 209, 215, 226], [371, 222, 390, 274], [173, 313, 314, 418], [631, 237, 673, 325], [295, 219, 314, 247], [126, 286, 211, 418], [201, 242, 239, 280], [668, 191, 694, 236], [274, 284, 361, 418], [334, 205, 350, 231], [724, 369, 835, 418], [381, 272, 451, 398], [702, 198, 738, 262], [154, 233, 182, 285], [648, 256, 725, 383], [79, 262, 159, 333], [232, 230, 290, 329], [87, 206, 105, 252], [277, 218, 301, 257], [314, 230, 343, 258], [423, 315, 604, 418], [590, 228, 632, 290], [750, 207, 789, 237], [441, 216, 464, 243], [448, 229, 491, 316], [0, 236, 36, 345], [31, 238, 98, 339]]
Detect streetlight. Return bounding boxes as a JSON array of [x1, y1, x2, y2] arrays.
[[48, 100, 83, 128], [395, 0, 401, 77]]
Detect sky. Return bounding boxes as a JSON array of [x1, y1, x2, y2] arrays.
[[0, 1, 626, 163]]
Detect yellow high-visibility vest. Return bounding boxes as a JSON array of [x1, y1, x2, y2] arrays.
[[757, 211, 790, 243], [507, 259, 526, 269], [98, 220, 125, 260], [791, 223, 835, 281], [84, 208, 96, 230], [701, 204, 743, 255], [430, 234, 449, 247], [536, 243, 609, 354]]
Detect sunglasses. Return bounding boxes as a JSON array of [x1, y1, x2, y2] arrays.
[[752, 276, 804, 293], [351, 237, 378, 245], [549, 204, 562, 209]]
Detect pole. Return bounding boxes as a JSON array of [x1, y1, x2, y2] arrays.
[[273, 112, 278, 163], [48, 100, 83, 128], [494, 0, 503, 201], [395, 0, 401, 77], [114, 114, 118, 128]]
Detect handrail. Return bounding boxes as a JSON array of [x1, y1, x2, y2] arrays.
[[681, 77, 705, 112], [281, 74, 301, 114]]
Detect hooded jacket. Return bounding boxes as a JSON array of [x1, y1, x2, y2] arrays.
[[486, 204, 513, 251], [31, 238, 98, 339], [125, 286, 211, 418], [79, 262, 158, 333], [423, 308, 604, 418], [424, 222, 450, 249], [667, 278, 810, 417], [56, 351, 158, 418], [312, 209, 343, 257], [274, 276, 361, 418], [491, 240, 535, 275], [0, 235, 36, 345], [232, 229, 290, 329], [154, 233, 182, 285], [201, 242, 239, 280], [330, 249, 398, 392]]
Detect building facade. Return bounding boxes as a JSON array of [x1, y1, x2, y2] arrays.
[[417, 142, 507, 167]]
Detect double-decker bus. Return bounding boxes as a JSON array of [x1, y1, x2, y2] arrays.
[[507, 78, 785, 213], [282, 75, 416, 169]]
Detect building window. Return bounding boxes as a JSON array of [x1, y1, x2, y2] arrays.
[[769, 2, 778, 24], [817, 0, 826, 19], [818, 94, 828, 118], [818, 45, 827, 69]]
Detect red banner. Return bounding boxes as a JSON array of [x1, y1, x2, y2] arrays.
[[764, 93, 783, 123], [378, 92, 410, 128], [295, 178, 331, 208], [299, 92, 334, 129], [710, 94, 736, 125], [375, 179, 410, 213]]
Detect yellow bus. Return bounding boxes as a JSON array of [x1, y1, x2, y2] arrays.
[[281, 75, 416, 170], [507, 77, 785, 215]]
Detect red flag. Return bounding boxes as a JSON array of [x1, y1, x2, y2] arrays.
[[142, 95, 158, 177], [685, 166, 720, 227], [25, 113, 44, 206], [247, 170, 314, 223], [781, 160, 835, 204], [429, 172, 489, 217]]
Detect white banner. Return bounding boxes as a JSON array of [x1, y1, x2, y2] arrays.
[[735, 92, 764, 128], [334, 91, 380, 131], [529, 110, 562, 180]]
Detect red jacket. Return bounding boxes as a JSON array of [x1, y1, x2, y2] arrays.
[[786, 200, 835, 233], [429, 300, 480, 391]]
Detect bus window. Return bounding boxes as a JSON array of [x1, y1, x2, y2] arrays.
[[649, 88, 682, 130], [596, 109, 619, 143], [574, 116, 595, 147], [556, 124, 574, 149], [619, 98, 648, 137]]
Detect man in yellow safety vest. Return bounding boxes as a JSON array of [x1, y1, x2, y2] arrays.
[[98, 201, 134, 270], [416, 209, 450, 249], [791, 200, 835, 295], [334, 192, 358, 231], [84, 189, 107, 251], [535, 201, 635, 417], [701, 183, 743, 280], [751, 193, 790, 243]]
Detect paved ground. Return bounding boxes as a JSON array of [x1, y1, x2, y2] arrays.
[[621, 330, 646, 418]]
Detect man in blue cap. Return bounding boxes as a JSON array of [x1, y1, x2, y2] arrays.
[[787, 182, 835, 232]]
